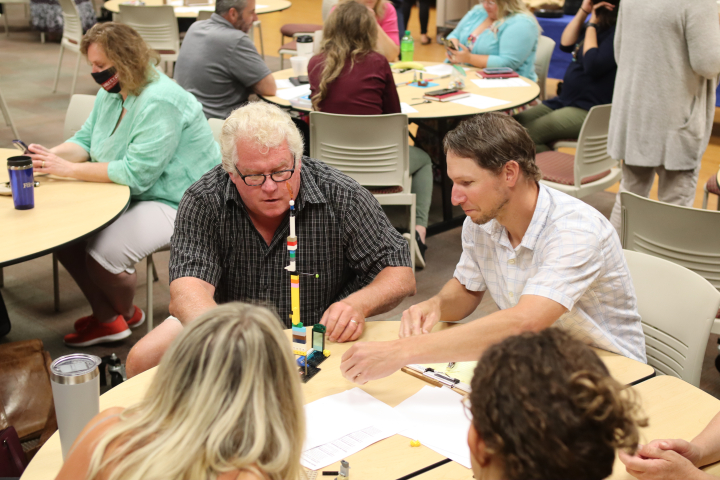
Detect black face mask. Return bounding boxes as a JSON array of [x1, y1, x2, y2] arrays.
[[91, 67, 121, 94]]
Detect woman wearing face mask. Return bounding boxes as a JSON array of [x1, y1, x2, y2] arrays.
[[466, 328, 647, 480], [27, 22, 220, 347]]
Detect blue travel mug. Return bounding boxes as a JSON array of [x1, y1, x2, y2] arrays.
[[7, 156, 35, 210]]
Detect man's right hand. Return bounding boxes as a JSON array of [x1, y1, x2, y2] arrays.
[[399, 299, 441, 338]]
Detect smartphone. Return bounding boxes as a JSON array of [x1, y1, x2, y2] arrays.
[[12, 139, 29, 154], [443, 38, 458, 51], [425, 87, 459, 97], [482, 67, 514, 75]]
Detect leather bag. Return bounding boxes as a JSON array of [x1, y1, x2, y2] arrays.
[[0, 339, 57, 461]]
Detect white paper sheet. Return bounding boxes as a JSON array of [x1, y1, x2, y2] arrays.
[[304, 388, 406, 451], [301, 425, 397, 470], [423, 64, 455, 76], [471, 78, 530, 88], [451, 93, 510, 110], [275, 79, 294, 89], [276, 84, 311, 100], [400, 103, 418, 114], [394, 386, 472, 468]]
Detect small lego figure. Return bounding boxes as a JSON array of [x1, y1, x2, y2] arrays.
[[338, 460, 349, 479]]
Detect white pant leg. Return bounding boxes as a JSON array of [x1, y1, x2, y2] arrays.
[[86, 201, 177, 275], [656, 165, 700, 207], [609, 163, 657, 233]]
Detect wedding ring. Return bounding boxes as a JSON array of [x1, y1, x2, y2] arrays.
[[42, 161, 45, 168], [350, 319, 357, 324]]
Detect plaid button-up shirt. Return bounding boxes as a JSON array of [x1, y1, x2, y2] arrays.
[[169, 158, 412, 327]]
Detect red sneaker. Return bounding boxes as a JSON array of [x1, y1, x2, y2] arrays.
[[74, 306, 145, 331], [64, 315, 131, 347]]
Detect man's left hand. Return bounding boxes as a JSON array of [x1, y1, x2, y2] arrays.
[[340, 340, 405, 384], [320, 301, 365, 342]]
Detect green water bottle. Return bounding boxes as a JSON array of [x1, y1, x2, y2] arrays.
[[400, 30, 414, 62]]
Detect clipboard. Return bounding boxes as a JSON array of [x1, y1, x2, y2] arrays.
[[402, 364, 472, 394]]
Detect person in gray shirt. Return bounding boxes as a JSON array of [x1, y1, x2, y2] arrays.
[[175, 0, 277, 119]]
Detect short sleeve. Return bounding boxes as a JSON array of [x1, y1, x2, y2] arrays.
[[169, 189, 223, 286], [452, 219, 487, 292], [378, 4, 400, 45], [486, 16, 538, 71], [521, 227, 602, 310], [66, 90, 102, 151], [342, 186, 412, 286], [227, 35, 272, 87]]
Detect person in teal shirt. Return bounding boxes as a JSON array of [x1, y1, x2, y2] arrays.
[[27, 22, 220, 347], [446, 0, 540, 81]]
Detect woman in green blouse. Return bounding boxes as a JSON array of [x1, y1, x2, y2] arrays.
[[27, 22, 220, 347]]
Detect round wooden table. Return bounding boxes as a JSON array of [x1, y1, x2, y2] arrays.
[[102, 0, 291, 17], [0, 149, 131, 267], [0, 148, 130, 334], [21, 320, 656, 480], [263, 62, 540, 119], [263, 62, 539, 234]]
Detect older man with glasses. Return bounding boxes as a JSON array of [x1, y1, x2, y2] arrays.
[[125, 102, 415, 377]]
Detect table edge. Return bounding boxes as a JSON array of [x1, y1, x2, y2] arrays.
[[0, 193, 131, 268]]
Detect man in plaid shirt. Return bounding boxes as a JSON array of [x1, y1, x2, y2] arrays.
[[125, 103, 414, 377]]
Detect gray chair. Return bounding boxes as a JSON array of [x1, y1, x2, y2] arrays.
[[309, 111, 417, 270], [624, 250, 720, 387], [119, 5, 180, 75], [536, 104, 620, 198], [621, 191, 720, 339], [534, 35, 555, 101], [53, 0, 84, 95]]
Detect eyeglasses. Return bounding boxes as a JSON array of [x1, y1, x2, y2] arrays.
[[234, 163, 295, 186]]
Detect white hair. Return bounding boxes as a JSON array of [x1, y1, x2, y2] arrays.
[[221, 102, 304, 174]]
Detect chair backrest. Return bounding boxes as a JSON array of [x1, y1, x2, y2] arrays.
[[58, 0, 83, 45], [196, 10, 212, 20], [208, 118, 223, 145], [309, 112, 410, 190], [322, 0, 338, 21], [63, 94, 96, 140], [118, 5, 180, 55], [571, 104, 616, 186], [624, 250, 720, 387], [534, 35, 555, 100], [621, 192, 720, 290]]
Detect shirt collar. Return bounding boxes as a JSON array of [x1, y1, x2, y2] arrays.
[[476, 182, 549, 251], [211, 13, 235, 29], [519, 183, 550, 251], [223, 157, 327, 211]]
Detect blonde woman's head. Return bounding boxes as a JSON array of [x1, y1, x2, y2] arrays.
[[86, 303, 306, 480], [340, 0, 387, 21], [80, 22, 160, 96], [482, 0, 539, 29], [311, 1, 377, 110], [220, 102, 304, 174]]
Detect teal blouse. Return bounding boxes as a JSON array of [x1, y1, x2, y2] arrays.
[[68, 70, 221, 209], [447, 5, 539, 81]]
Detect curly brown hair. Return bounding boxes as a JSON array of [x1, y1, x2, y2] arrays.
[[444, 112, 542, 182], [469, 328, 647, 480], [80, 22, 160, 96]]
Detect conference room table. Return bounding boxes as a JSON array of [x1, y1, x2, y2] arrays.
[[0, 148, 131, 335], [261, 62, 540, 235], [102, 0, 291, 18], [22, 320, 660, 480]]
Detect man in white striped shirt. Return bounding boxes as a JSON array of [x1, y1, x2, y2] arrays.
[[340, 113, 646, 384]]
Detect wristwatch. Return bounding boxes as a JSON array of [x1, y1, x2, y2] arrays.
[[587, 22, 598, 28]]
